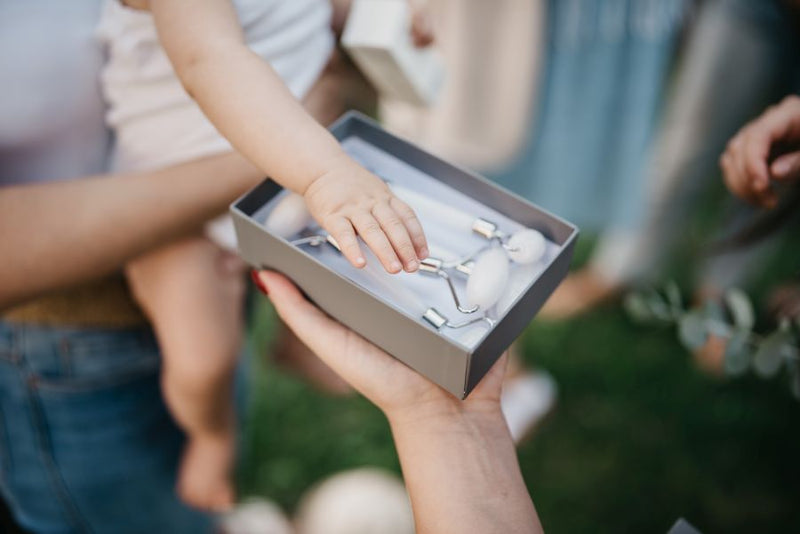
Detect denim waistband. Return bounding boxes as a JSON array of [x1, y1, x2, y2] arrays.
[[0, 320, 160, 385]]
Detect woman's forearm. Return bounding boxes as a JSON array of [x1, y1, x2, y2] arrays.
[[389, 406, 543, 534], [0, 152, 261, 310]]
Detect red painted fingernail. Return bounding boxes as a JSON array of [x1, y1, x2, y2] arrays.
[[250, 269, 269, 295]]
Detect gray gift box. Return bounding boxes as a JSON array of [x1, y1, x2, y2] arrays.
[[231, 112, 578, 398]]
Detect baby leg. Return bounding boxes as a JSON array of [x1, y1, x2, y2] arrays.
[[126, 236, 246, 511]]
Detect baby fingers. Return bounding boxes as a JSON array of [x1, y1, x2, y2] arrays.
[[350, 211, 403, 273], [372, 201, 421, 272], [390, 197, 428, 259], [327, 217, 366, 268]]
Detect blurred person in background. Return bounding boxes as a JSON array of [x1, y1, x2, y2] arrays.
[[491, 0, 690, 317], [545, 0, 800, 321], [380, 0, 689, 440], [0, 1, 274, 530], [0, 0, 380, 531], [544, 0, 800, 372], [0, 1, 252, 530]]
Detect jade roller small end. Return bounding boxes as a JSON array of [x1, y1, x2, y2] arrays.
[[466, 247, 510, 310], [264, 193, 313, 239]]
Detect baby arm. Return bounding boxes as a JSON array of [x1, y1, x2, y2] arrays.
[[145, 0, 428, 273]]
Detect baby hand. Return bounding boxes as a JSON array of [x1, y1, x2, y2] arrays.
[[303, 155, 428, 273]]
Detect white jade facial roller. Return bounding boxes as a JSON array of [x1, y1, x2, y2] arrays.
[[391, 185, 547, 265], [263, 192, 313, 239], [423, 243, 510, 312], [465, 247, 510, 310]]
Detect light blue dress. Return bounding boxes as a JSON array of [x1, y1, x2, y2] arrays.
[[491, 0, 689, 232]]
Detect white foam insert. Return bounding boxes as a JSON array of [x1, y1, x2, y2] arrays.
[[253, 136, 560, 349]]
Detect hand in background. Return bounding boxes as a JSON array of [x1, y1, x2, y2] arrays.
[[720, 95, 800, 208], [303, 154, 428, 273]]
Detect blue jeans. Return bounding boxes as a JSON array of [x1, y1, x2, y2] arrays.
[[0, 321, 212, 534]]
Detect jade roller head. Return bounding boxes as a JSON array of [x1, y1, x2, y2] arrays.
[[421, 244, 510, 313], [473, 219, 546, 265], [465, 247, 510, 310], [264, 193, 313, 239], [506, 229, 546, 264], [392, 185, 547, 265]]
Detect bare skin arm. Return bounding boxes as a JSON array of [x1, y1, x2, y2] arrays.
[[0, 152, 260, 311], [141, 0, 428, 274], [258, 270, 543, 534]]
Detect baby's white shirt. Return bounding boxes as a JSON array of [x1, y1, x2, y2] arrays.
[[96, 0, 333, 249]]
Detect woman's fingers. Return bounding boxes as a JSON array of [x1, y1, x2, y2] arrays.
[[741, 130, 777, 208], [771, 150, 800, 182], [257, 270, 375, 392], [327, 216, 366, 268], [741, 128, 771, 193], [721, 125, 777, 207], [350, 211, 403, 273], [257, 271, 343, 354], [256, 270, 430, 410], [721, 134, 755, 204], [372, 201, 420, 272]]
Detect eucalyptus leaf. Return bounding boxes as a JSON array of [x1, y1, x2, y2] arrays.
[[678, 310, 708, 351], [779, 317, 792, 333], [646, 289, 673, 322], [753, 330, 794, 378], [665, 281, 683, 316], [724, 330, 752, 377], [623, 293, 652, 323], [791, 366, 800, 400], [704, 317, 734, 338], [724, 288, 755, 331], [701, 299, 733, 337], [703, 299, 726, 323]]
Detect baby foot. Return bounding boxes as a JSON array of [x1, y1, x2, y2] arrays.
[[177, 432, 236, 512]]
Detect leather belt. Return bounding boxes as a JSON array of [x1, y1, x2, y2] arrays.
[[2, 275, 147, 328]]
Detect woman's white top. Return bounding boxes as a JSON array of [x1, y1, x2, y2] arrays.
[[96, 0, 333, 249], [0, 0, 110, 186], [96, 0, 334, 173]]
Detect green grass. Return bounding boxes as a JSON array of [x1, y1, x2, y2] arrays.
[[239, 234, 800, 533]]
